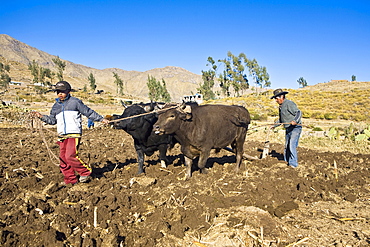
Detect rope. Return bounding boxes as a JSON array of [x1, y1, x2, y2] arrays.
[[107, 105, 179, 123], [30, 116, 60, 166], [248, 123, 311, 131], [27, 104, 310, 166], [26, 105, 179, 165], [80, 105, 179, 137]]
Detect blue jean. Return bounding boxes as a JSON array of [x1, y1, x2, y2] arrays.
[[284, 125, 302, 167]]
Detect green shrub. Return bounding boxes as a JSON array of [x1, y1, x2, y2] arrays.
[[251, 113, 268, 121], [352, 114, 367, 121], [339, 113, 350, 120], [302, 110, 312, 118], [324, 112, 337, 120], [311, 112, 325, 119]]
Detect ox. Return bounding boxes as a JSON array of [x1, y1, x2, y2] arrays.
[[113, 104, 176, 174], [154, 103, 250, 178]]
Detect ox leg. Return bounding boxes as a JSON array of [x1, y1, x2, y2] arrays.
[[198, 150, 210, 174], [136, 149, 145, 174], [235, 151, 243, 171], [235, 131, 247, 171], [158, 144, 169, 168], [184, 156, 193, 179]]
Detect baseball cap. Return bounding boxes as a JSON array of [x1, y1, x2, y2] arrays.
[[55, 81, 72, 91]]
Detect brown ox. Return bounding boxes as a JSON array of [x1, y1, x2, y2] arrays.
[[154, 103, 250, 178]]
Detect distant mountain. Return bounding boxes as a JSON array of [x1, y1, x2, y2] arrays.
[[0, 34, 202, 101]]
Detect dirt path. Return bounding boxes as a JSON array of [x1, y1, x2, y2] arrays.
[[0, 127, 369, 246]]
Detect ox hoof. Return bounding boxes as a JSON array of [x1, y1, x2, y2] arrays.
[[200, 168, 208, 174], [160, 160, 167, 168], [137, 170, 145, 175], [185, 172, 192, 180]]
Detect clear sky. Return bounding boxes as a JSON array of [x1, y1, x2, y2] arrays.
[[1, 0, 369, 89]]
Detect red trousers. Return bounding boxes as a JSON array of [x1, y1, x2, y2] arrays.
[[57, 137, 91, 184]]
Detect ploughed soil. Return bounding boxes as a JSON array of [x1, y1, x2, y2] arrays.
[[0, 126, 369, 246]]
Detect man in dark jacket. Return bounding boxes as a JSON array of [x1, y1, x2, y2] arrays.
[[31, 81, 109, 184], [271, 89, 302, 168]]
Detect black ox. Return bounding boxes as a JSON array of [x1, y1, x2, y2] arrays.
[[154, 103, 250, 178], [113, 103, 175, 174]]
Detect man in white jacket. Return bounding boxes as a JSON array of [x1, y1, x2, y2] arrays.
[[31, 81, 109, 184]]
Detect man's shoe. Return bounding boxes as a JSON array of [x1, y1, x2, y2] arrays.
[[79, 176, 91, 183], [60, 181, 76, 187]]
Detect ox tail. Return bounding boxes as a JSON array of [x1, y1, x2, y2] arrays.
[[230, 117, 250, 128]]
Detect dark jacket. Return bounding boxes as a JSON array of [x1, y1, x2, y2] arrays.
[[278, 99, 302, 128]]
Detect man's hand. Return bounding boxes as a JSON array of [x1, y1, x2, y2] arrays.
[[30, 111, 42, 118], [290, 121, 297, 126], [101, 118, 110, 124]]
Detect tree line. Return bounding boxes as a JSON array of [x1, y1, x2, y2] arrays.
[[198, 52, 271, 100], [5, 51, 360, 99]]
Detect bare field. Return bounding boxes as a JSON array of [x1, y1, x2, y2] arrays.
[[0, 116, 369, 246]]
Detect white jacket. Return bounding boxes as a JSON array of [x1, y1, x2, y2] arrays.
[[41, 95, 103, 136]]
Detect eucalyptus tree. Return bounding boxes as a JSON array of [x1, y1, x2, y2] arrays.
[[87, 73, 97, 92], [28, 60, 40, 83], [297, 77, 308, 87], [218, 52, 249, 97], [44, 68, 54, 86], [113, 72, 124, 95], [52, 56, 66, 81], [198, 56, 216, 100], [147, 75, 171, 102], [245, 58, 271, 94], [28, 60, 48, 85], [0, 62, 11, 89]]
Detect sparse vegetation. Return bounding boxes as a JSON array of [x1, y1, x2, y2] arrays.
[[199, 52, 270, 98], [297, 77, 308, 87], [112, 72, 124, 95], [209, 86, 370, 122], [52, 56, 66, 81], [0, 61, 11, 89], [146, 75, 171, 102], [87, 72, 97, 92], [198, 57, 216, 100]]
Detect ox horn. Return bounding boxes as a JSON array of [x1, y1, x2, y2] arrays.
[[148, 101, 155, 111], [179, 101, 192, 114]]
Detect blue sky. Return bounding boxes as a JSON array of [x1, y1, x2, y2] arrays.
[[1, 0, 370, 89]]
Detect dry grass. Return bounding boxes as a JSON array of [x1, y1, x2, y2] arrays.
[[248, 119, 370, 155], [207, 81, 370, 122], [2, 80, 370, 154]]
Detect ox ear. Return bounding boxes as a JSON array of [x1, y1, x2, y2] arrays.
[[178, 110, 192, 121], [120, 100, 128, 108]]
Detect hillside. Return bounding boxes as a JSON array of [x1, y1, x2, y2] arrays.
[[0, 34, 202, 101], [1, 34, 370, 123]]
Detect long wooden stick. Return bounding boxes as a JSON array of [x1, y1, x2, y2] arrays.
[[93, 206, 98, 228], [223, 147, 259, 160]]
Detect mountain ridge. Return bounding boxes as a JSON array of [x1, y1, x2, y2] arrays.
[[0, 34, 202, 101]]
